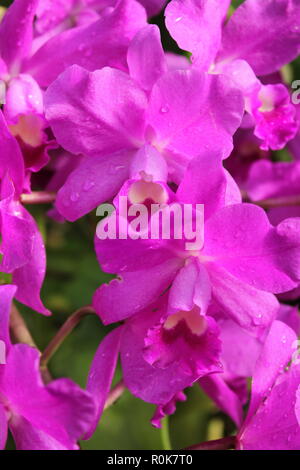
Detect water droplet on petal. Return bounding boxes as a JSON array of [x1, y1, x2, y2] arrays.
[[253, 313, 263, 325], [160, 105, 169, 114], [70, 192, 79, 202], [83, 180, 95, 191]]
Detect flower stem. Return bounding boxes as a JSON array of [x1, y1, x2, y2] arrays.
[[10, 304, 52, 383], [161, 416, 172, 451], [20, 191, 56, 205], [40, 306, 95, 368], [104, 380, 126, 410], [10, 303, 36, 348], [186, 435, 236, 451]]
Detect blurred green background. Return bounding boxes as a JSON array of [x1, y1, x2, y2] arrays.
[[1, 0, 300, 450]]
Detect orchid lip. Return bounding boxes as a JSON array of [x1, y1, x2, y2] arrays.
[[128, 179, 169, 204], [164, 307, 207, 336]]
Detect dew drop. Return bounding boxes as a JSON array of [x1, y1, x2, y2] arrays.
[[160, 105, 169, 114], [70, 192, 79, 202], [253, 313, 263, 325], [83, 180, 95, 191]]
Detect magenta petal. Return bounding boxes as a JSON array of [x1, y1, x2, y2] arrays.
[[35, 0, 76, 35], [219, 319, 262, 378], [149, 72, 243, 161], [129, 144, 168, 181], [93, 258, 182, 324], [144, 314, 222, 377], [0, 0, 39, 72], [165, 0, 230, 71], [224, 170, 242, 205], [9, 416, 71, 450], [138, 0, 167, 16], [25, 0, 147, 87], [218, 0, 300, 76], [168, 260, 200, 313], [127, 25, 166, 91], [11, 206, 50, 316], [193, 263, 212, 314], [85, 326, 123, 439], [95, 237, 174, 275], [296, 384, 300, 427], [0, 194, 35, 273], [246, 160, 300, 201], [177, 152, 226, 217], [277, 304, 300, 336], [151, 391, 186, 428], [121, 313, 202, 404], [253, 84, 298, 151], [204, 203, 299, 293], [56, 151, 132, 221], [0, 112, 25, 196], [0, 403, 8, 450], [165, 52, 190, 71], [247, 320, 297, 422], [208, 264, 279, 334], [289, 130, 300, 160], [240, 365, 300, 450], [41, 378, 96, 446], [147, 68, 208, 143], [168, 259, 211, 315], [275, 217, 300, 283], [199, 374, 244, 427], [0, 284, 17, 351], [3, 74, 43, 124], [0, 57, 7, 76], [2, 344, 96, 449], [45, 65, 147, 157]]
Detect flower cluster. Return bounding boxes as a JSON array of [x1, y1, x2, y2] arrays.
[[1, 0, 300, 450]]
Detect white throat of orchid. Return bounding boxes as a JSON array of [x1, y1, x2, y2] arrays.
[[9, 114, 44, 147], [164, 306, 207, 336], [258, 88, 275, 113], [128, 178, 168, 204]]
